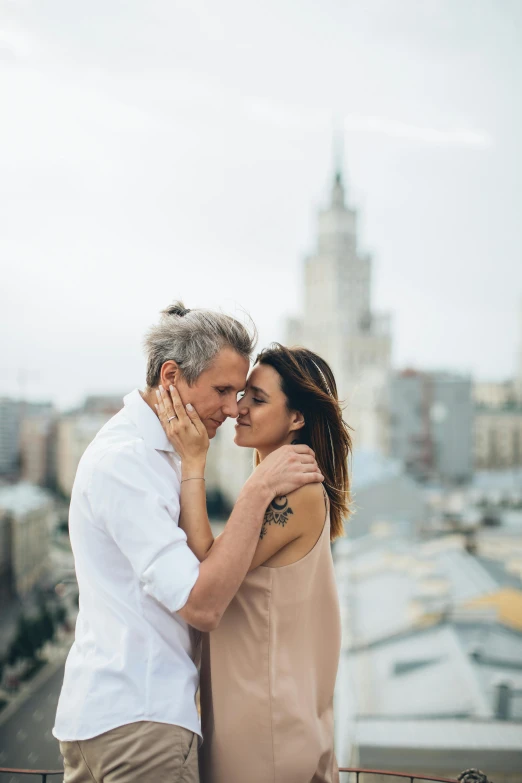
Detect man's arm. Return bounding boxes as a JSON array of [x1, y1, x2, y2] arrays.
[[89, 445, 201, 616]]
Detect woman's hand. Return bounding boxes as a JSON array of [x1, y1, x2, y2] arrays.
[[155, 385, 209, 470]]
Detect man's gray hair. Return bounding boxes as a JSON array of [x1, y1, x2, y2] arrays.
[[144, 301, 257, 387]]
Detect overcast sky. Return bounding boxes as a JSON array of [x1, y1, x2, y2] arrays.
[[1, 0, 521, 408]]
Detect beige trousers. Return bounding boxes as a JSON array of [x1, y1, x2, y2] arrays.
[[60, 721, 199, 783]]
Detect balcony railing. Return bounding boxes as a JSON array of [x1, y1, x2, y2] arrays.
[[340, 771, 457, 783], [0, 767, 490, 783], [0, 771, 63, 782]]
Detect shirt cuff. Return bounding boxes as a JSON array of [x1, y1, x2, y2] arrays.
[[142, 542, 200, 613]]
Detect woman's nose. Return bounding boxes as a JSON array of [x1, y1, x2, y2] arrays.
[[237, 398, 248, 417]]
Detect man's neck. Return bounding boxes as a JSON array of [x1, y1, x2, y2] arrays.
[[140, 388, 159, 417]]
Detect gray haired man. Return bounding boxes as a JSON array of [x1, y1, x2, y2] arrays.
[[54, 302, 322, 783]]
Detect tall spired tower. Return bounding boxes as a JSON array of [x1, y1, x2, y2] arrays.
[[516, 296, 522, 403], [287, 161, 393, 453]]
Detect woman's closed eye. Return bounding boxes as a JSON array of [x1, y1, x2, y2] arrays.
[[238, 392, 264, 404]]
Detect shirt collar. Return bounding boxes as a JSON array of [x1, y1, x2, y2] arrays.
[[123, 389, 175, 453]]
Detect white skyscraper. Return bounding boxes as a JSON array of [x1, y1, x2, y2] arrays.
[[287, 165, 392, 453], [516, 296, 522, 403]]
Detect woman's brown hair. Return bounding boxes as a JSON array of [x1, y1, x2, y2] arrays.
[[255, 343, 353, 540]]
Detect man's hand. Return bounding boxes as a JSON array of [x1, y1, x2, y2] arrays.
[[252, 444, 323, 499]]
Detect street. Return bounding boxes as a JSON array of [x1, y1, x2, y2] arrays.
[[0, 663, 64, 782]]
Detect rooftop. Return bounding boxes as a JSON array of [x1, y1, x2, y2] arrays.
[[355, 718, 522, 773], [0, 482, 54, 515], [466, 588, 522, 632], [351, 450, 403, 490]]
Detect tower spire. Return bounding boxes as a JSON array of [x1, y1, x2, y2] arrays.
[[333, 116, 344, 183], [331, 116, 346, 208]]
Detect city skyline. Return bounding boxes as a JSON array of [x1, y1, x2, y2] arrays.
[[1, 0, 521, 408]]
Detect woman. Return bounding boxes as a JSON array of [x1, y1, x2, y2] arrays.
[[157, 344, 352, 783]]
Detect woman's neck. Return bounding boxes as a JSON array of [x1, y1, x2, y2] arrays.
[[257, 435, 300, 463]]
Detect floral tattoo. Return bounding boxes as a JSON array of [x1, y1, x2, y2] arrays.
[[260, 496, 293, 539]]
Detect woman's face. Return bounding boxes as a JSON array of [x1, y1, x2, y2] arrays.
[[234, 363, 303, 455]]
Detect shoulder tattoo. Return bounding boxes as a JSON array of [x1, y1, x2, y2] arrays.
[[260, 496, 293, 540]]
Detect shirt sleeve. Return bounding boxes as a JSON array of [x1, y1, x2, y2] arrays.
[[88, 444, 200, 613]]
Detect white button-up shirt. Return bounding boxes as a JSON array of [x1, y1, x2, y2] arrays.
[[53, 390, 201, 741]]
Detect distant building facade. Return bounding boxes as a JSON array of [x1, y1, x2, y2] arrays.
[[55, 395, 123, 498], [0, 483, 55, 598], [390, 369, 473, 484], [0, 397, 21, 475], [472, 298, 522, 471], [56, 413, 113, 497], [19, 402, 56, 487], [0, 507, 13, 604], [474, 406, 522, 470], [0, 398, 57, 484], [474, 380, 519, 409], [82, 395, 126, 415], [347, 451, 427, 539], [516, 297, 522, 404], [287, 168, 392, 454]]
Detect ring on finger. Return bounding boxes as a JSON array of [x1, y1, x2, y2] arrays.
[[167, 415, 177, 422]]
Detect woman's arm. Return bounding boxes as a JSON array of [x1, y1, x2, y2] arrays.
[[156, 385, 215, 561], [179, 460, 214, 561], [247, 482, 325, 570], [156, 386, 324, 630], [156, 385, 323, 570], [179, 454, 324, 570]]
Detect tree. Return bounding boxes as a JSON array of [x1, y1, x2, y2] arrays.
[[37, 603, 56, 643], [54, 603, 67, 626], [7, 637, 23, 666], [9, 614, 37, 663], [206, 488, 232, 519]]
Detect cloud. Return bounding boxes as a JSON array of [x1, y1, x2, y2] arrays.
[[244, 97, 492, 150], [0, 66, 161, 171], [344, 114, 492, 149], [0, 22, 32, 62], [245, 98, 327, 131]]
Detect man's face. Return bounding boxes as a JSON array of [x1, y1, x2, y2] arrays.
[[173, 347, 250, 438]]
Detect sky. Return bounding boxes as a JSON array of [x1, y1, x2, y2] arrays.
[[1, 0, 521, 409]]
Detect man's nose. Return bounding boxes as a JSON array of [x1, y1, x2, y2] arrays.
[[222, 397, 240, 419]]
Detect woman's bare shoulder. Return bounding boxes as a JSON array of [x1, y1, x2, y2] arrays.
[[286, 482, 326, 524]]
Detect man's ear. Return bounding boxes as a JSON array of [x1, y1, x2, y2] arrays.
[[159, 360, 181, 388], [289, 410, 305, 433]]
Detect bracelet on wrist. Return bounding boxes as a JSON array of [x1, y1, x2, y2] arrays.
[[181, 477, 206, 484]]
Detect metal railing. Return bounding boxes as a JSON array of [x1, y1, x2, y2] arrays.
[[339, 770, 458, 782], [0, 767, 489, 782], [0, 771, 62, 782]]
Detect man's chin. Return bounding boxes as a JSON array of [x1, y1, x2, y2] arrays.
[[205, 420, 220, 439]]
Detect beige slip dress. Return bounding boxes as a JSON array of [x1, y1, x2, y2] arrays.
[[199, 493, 341, 783]]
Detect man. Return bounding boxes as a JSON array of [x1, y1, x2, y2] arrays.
[[54, 302, 322, 783]]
